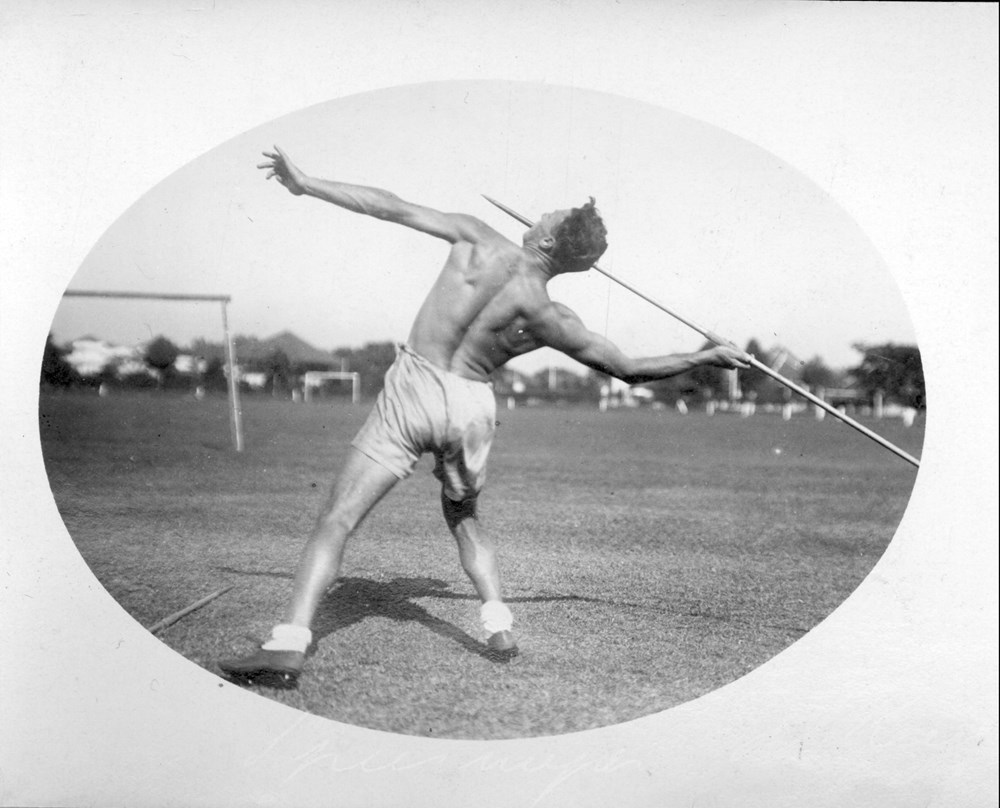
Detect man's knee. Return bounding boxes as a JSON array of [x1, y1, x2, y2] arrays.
[[441, 490, 478, 528]]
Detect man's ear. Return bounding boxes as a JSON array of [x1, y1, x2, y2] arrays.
[[539, 234, 556, 252]]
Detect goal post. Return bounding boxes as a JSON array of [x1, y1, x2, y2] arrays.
[[302, 371, 361, 404], [60, 290, 245, 452]]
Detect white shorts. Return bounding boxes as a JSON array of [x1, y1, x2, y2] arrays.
[[351, 345, 497, 501]]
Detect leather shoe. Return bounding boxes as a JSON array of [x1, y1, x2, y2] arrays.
[[219, 648, 305, 689], [485, 630, 519, 662]]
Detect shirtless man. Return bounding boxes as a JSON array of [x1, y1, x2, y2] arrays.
[[219, 146, 750, 688]]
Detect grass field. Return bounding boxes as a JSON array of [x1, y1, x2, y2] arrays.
[[39, 390, 923, 739]]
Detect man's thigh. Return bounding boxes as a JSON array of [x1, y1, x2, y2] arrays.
[[322, 446, 401, 524]]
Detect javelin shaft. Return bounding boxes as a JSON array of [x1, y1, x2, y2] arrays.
[[747, 358, 920, 467], [63, 290, 232, 303], [148, 586, 234, 634], [482, 194, 920, 469], [482, 196, 730, 345]]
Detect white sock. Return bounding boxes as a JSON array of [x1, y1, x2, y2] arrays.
[[480, 600, 513, 635], [261, 623, 312, 653]]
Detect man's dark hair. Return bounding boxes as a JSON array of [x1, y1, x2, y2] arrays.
[[550, 197, 608, 272]]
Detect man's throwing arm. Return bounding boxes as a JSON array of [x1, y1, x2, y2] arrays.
[[260, 146, 490, 244], [302, 178, 490, 243], [532, 303, 749, 384]]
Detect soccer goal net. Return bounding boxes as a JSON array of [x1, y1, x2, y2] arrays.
[[302, 371, 361, 404]]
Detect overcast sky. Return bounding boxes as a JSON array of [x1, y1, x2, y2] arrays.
[[50, 80, 914, 373]]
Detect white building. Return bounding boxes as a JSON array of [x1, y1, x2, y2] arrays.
[[63, 337, 148, 377], [63, 337, 205, 380]]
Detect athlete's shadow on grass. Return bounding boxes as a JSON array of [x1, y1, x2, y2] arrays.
[[312, 576, 604, 662], [311, 577, 487, 659], [215, 567, 602, 662]]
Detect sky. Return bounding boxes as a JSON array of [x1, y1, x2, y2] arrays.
[[49, 80, 915, 373]]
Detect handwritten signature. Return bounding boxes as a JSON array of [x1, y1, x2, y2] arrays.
[[246, 716, 643, 806]]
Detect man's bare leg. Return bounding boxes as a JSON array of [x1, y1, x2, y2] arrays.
[[220, 448, 399, 686], [284, 448, 400, 627], [441, 492, 518, 660]]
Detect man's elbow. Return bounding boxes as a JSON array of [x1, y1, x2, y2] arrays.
[[605, 359, 641, 385], [373, 199, 407, 221]]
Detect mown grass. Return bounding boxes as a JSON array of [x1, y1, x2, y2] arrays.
[[39, 390, 922, 739]]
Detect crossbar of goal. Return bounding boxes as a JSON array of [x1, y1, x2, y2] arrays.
[[302, 371, 361, 404], [61, 289, 245, 452]]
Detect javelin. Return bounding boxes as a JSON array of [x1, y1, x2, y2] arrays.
[[482, 195, 921, 469], [148, 586, 234, 634]]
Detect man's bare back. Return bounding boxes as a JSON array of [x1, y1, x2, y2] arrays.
[[406, 230, 556, 380]]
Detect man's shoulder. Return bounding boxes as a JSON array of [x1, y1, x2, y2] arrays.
[[521, 295, 576, 328], [459, 225, 523, 266], [456, 214, 514, 245]]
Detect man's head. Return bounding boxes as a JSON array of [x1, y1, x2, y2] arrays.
[[526, 198, 608, 274]]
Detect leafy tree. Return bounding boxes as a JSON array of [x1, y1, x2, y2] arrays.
[[850, 343, 925, 408], [40, 334, 79, 388], [95, 362, 120, 391], [265, 349, 293, 396], [686, 339, 732, 400], [642, 373, 687, 405], [202, 357, 229, 392], [189, 337, 225, 363], [522, 367, 602, 401], [737, 338, 770, 402], [737, 339, 805, 404], [800, 356, 838, 391], [144, 335, 180, 389], [559, 369, 603, 400], [490, 366, 526, 396], [331, 341, 397, 395], [118, 370, 159, 390]]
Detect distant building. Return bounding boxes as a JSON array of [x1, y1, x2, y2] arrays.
[[240, 372, 268, 390], [63, 337, 148, 378], [173, 354, 208, 375], [600, 378, 654, 409], [63, 337, 208, 381]]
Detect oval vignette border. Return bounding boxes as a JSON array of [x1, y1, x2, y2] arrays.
[[47, 79, 923, 729]]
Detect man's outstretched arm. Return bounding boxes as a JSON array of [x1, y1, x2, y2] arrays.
[[258, 146, 490, 244], [531, 302, 750, 384]]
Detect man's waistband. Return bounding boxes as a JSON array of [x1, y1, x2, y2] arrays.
[[396, 344, 492, 387]]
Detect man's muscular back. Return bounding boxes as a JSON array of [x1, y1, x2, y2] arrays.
[[407, 230, 555, 381]]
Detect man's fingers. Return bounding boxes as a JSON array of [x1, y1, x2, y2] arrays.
[[716, 347, 751, 370]]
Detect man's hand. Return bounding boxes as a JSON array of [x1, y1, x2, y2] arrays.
[[705, 345, 752, 370], [258, 146, 307, 196]]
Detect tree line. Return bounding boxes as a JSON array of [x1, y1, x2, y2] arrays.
[[40, 333, 925, 409]]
